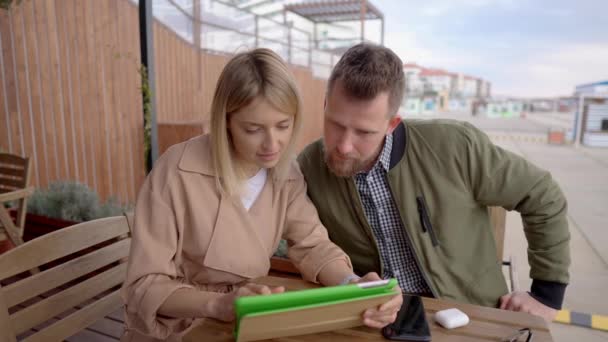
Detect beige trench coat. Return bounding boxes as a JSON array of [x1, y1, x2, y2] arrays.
[[121, 135, 352, 341]]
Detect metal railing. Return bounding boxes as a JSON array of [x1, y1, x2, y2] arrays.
[[151, 0, 341, 78]]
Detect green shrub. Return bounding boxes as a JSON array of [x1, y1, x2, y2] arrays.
[[27, 181, 131, 222], [0, 0, 21, 10], [274, 239, 288, 258]]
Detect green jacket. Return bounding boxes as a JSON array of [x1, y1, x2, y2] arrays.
[[298, 119, 570, 308]]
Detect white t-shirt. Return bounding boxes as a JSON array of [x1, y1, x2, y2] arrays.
[[241, 168, 267, 211]]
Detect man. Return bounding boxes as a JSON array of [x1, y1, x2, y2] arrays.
[[298, 43, 570, 322]]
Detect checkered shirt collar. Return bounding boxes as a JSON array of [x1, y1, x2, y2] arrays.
[[360, 134, 393, 175]]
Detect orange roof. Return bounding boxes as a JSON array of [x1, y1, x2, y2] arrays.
[[419, 68, 455, 77], [403, 63, 423, 69], [402, 63, 485, 81]]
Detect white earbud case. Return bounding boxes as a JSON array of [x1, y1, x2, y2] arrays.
[[434, 308, 470, 329]]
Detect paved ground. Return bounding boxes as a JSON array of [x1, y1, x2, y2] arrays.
[[427, 112, 608, 341]]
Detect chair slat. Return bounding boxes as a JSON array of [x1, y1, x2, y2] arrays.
[[2, 238, 131, 308], [0, 167, 26, 177], [489, 206, 506, 260], [124, 212, 134, 233], [0, 205, 24, 245], [22, 290, 123, 342], [0, 183, 19, 193], [0, 187, 35, 202], [11, 262, 127, 335], [84, 315, 124, 339], [0, 291, 17, 342], [66, 328, 120, 342], [0, 216, 129, 280], [107, 308, 124, 322], [54, 302, 123, 341], [0, 153, 27, 168], [0, 177, 25, 189]]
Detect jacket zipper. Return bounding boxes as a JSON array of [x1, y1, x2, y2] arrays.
[[416, 196, 440, 247], [386, 184, 439, 298]]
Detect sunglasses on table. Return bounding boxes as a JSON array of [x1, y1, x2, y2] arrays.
[[501, 327, 533, 342]]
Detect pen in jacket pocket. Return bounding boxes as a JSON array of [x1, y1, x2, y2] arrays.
[[416, 196, 440, 247]]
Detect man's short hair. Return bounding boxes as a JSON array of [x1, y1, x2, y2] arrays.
[[328, 43, 405, 116]]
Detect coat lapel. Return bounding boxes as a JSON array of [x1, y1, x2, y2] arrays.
[[203, 191, 271, 278]]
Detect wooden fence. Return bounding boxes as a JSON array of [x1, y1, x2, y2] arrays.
[[153, 22, 326, 150], [0, 0, 145, 203], [1, 0, 328, 204]]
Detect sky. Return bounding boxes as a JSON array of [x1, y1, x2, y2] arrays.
[[370, 0, 608, 97]]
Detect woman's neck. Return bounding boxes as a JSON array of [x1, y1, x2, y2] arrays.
[[238, 163, 262, 179]]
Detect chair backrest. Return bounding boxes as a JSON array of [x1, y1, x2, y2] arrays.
[[0, 153, 31, 195], [0, 153, 34, 245], [0, 216, 131, 342], [489, 206, 507, 260]]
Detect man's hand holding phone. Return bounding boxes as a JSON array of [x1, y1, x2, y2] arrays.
[[382, 294, 431, 341]]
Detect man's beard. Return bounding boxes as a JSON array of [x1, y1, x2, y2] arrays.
[[323, 150, 367, 177]]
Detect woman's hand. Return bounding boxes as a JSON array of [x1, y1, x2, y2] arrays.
[[354, 272, 403, 328], [209, 283, 285, 322]]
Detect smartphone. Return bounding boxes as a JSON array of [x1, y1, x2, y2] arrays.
[[382, 295, 431, 341]]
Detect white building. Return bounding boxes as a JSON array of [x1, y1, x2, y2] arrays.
[[573, 80, 608, 147], [403, 63, 425, 95], [462, 75, 478, 98], [402, 63, 491, 114], [419, 68, 454, 93], [476, 79, 491, 98]]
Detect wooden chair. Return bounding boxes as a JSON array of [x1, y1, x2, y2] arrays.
[[0, 216, 131, 342], [0, 153, 35, 247], [489, 206, 520, 292]]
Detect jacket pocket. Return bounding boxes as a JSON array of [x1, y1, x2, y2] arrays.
[[466, 263, 509, 307], [416, 196, 439, 247]]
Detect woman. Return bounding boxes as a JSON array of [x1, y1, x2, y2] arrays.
[[121, 49, 400, 341]]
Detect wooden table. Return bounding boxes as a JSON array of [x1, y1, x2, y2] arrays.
[[184, 276, 553, 342]]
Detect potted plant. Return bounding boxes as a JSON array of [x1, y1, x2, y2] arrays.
[[270, 239, 300, 275], [16, 181, 130, 242], [0, 0, 21, 10]]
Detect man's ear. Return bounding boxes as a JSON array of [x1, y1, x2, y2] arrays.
[[387, 115, 402, 134]]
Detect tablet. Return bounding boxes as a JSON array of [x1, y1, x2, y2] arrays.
[[234, 278, 398, 342]]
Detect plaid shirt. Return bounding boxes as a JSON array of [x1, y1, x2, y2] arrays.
[[354, 134, 431, 294]]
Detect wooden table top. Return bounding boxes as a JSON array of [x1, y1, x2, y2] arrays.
[[184, 276, 553, 342]]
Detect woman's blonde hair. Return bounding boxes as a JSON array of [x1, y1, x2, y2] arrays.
[[210, 48, 302, 196]]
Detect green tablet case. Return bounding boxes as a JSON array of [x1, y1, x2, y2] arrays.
[[234, 279, 398, 342]]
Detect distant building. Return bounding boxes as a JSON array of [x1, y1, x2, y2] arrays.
[[403, 63, 425, 95], [486, 98, 524, 118], [573, 80, 608, 147], [576, 80, 608, 95], [419, 68, 454, 94], [462, 75, 478, 98], [401, 62, 491, 116]]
